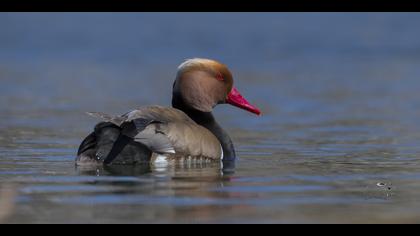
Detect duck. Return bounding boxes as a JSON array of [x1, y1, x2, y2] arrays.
[[76, 58, 261, 166]]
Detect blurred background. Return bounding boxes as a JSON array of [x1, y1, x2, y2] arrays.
[[1, 13, 420, 223]]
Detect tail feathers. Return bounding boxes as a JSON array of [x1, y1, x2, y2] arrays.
[[86, 112, 114, 121], [86, 112, 125, 126], [76, 124, 153, 165], [77, 132, 97, 156]]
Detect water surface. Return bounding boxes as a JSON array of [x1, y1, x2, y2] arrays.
[[1, 13, 420, 223]]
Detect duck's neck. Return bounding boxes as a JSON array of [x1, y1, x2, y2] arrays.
[[172, 96, 236, 161]]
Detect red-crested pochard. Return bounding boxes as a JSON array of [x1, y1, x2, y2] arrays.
[[77, 58, 261, 166]]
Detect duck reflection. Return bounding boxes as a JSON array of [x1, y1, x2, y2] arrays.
[[76, 159, 235, 178], [73, 160, 253, 223]]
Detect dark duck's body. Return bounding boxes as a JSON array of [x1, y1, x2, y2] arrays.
[[77, 58, 261, 166]]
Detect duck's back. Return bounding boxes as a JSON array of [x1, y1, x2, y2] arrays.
[[77, 106, 222, 166]]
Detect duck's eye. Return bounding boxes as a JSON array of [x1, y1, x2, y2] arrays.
[[216, 73, 224, 81]]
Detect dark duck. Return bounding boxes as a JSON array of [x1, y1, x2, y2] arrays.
[[77, 58, 261, 166]]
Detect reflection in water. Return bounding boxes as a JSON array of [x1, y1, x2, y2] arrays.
[[77, 164, 152, 177], [73, 162, 245, 223], [76, 161, 233, 177], [0, 184, 17, 223], [76, 159, 236, 178]]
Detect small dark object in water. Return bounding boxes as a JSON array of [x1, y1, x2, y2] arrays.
[[377, 182, 386, 187], [376, 182, 392, 191]]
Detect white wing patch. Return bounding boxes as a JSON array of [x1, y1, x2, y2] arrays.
[[154, 154, 169, 164], [134, 124, 175, 154]]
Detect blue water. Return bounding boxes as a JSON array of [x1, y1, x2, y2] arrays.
[[1, 13, 420, 223]]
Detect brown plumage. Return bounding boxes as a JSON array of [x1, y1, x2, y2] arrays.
[[86, 106, 222, 160]]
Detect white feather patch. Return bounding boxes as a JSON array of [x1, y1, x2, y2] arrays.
[[154, 154, 169, 165]]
